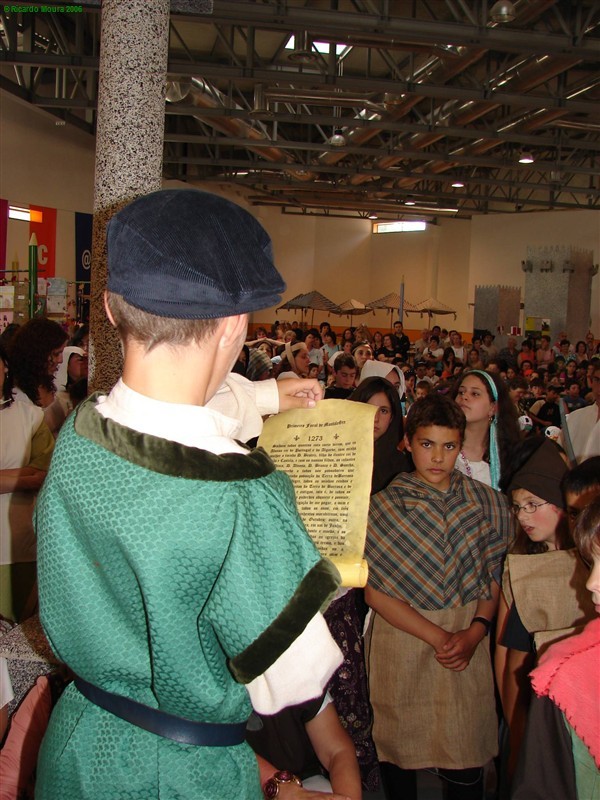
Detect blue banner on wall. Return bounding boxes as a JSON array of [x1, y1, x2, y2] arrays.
[[75, 212, 93, 283]]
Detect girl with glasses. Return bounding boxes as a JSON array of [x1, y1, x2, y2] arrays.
[[494, 439, 582, 792]]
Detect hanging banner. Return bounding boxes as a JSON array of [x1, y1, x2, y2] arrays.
[[0, 199, 8, 276], [29, 205, 57, 279], [75, 211, 93, 283]]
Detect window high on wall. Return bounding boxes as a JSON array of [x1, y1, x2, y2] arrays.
[[373, 221, 427, 233], [8, 206, 43, 223]]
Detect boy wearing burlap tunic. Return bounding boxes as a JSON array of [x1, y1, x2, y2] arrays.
[[365, 394, 514, 800]]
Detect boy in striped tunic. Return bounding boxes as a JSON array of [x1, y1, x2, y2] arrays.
[[365, 393, 514, 800]]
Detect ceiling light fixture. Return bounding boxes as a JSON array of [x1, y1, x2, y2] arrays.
[[287, 31, 318, 64], [404, 195, 416, 206], [489, 1, 516, 23], [330, 128, 347, 147], [518, 149, 535, 164], [451, 178, 465, 188]]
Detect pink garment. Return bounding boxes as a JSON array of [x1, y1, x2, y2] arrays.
[[0, 676, 53, 799], [530, 617, 600, 768]]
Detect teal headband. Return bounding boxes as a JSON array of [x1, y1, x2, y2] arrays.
[[467, 370, 500, 490], [469, 369, 498, 401]]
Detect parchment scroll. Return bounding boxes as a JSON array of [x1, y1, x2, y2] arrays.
[[258, 399, 375, 587]]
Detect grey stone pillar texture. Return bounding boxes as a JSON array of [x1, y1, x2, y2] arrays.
[[89, 0, 170, 392]]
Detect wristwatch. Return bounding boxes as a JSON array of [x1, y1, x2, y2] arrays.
[[471, 616, 491, 635], [263, 770, 303, 798]]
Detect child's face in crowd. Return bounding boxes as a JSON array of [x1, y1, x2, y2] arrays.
[[565, 487, 600, 534], [48, 345, 65, 375], [354, 345, 373, 369], [455, 374, 496, 425], [257, 342, 273, 357], [368, 392, 393, 441], [385, 369, 401, 390], [294, 348, 311, 376], [335, 366, 356, 389], [405, 425, 461, 492], [307, 364, 320, 379], [587, 547, 600, 614], [511, 488, 563, 550], [68, 353, 88, 382], [415, 386, 429, 400], [510, 387, 526, 404]]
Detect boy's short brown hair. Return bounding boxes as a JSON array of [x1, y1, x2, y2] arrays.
[[106, 291, 219, 352], [405, 392, 466, 443], [333, 354, 356, 372], [573, 495, 600, 564]]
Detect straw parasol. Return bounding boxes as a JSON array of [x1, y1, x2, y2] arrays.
[[366, 292, 418, 328], [277, 290, 341, 324], [331, 298, 375, 326], [407, 296, 457, 323]]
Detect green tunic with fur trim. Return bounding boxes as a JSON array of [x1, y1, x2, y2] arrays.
[[35, 397, 339, 799]]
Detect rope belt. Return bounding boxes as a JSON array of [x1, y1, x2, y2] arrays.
[[74, 676, 248, 747]]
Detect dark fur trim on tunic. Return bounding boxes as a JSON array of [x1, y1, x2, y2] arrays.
[[74, 393, 276, 481], [230, 560, 341, 684]]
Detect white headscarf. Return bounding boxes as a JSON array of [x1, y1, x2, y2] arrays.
[[358, 360, 406, 397], [54, 346, 85, 392]]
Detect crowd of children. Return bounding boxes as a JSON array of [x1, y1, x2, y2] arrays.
[[236, 318, 599, 799], [0, 189, 598, 800]]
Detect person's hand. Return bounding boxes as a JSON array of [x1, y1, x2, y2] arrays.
[[434, 627, 483, 671], [278, 783, 351, 800], [277, 378, 323, 410], [428, 627, 453, 655]]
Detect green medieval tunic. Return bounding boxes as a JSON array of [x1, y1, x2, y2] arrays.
[[35, 391, 340, 799]]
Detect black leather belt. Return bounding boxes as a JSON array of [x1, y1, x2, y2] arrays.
[[74, 676, 247, 747]]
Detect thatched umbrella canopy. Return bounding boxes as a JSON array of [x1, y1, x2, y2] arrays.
[[277, 290, 341, 324]]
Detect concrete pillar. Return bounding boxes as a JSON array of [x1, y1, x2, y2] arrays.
[[89, 0, 170, 392]]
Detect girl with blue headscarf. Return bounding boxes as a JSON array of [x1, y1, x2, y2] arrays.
[[451, 369, 521, 491]]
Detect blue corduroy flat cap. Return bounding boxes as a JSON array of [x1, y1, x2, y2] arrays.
[[107, 189, 285, 319]]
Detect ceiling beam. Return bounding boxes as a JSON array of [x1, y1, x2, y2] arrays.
[[172, 2, 600, 60]]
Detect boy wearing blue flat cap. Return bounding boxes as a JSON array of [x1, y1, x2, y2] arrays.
[[35, 190, 343, 799]]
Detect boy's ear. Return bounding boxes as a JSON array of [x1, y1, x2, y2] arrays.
[[103, 291, 116, 327], [217, 313, 248, 349], [403, 433, 412, 452]]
